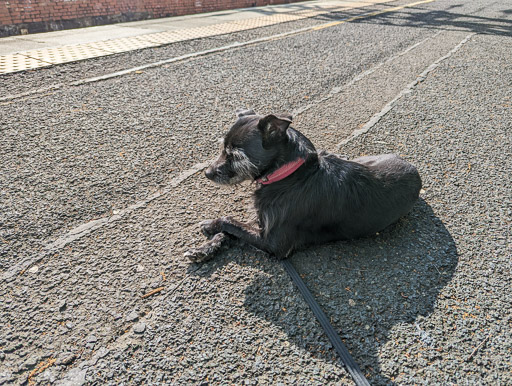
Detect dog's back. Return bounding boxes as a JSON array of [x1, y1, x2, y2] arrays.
[[254, 146, 421, 256], [322, 152, 421, 238]]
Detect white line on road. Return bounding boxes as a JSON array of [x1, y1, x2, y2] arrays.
[[336, 32, 476, 149], [292, 30, 443, 117], [1, 29, 451, 281], [2, 161, 210, 281], [0, 0, 435, 103]]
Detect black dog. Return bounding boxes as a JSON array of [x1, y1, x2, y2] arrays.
[[185, 109, 422, 262]]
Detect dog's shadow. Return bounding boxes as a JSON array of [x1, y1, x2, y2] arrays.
[[190, 199, 457, 384]]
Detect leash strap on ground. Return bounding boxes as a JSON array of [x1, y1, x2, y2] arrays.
[[281, 259, 370, 386]]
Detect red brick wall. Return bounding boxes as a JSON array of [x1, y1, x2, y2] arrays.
[[0, 0, 304, 37]]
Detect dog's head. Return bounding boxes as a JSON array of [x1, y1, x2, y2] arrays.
[[205, 109, 293, 185]]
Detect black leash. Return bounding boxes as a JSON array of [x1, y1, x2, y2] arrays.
[[281, 259, 370, 386]]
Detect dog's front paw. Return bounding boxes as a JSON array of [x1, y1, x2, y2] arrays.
[[184, 233, 228, 263], [200, 217, 232, 237], [184, 247, 212, 263], [199, 219, 221, 238]]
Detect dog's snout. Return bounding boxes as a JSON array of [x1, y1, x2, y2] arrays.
[[205, 167, 215, 180]]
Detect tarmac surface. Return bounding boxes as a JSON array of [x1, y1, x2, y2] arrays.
[[1, 0, 511, 384]]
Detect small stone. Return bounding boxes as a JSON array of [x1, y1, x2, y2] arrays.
[[58, 300, 67, 312], [150, 280, 161, 289], [27, 266, 39, 274], [23, 355, 40, 370], [94, 347, 110, 359], [4, 342, 21, 353], [111, 312, 122, 320], [136, 264, 144, 272], [0, 371, 13, 384], [349, 299, 356, 306], [86, 335, 97, 343], [39, 367, 57, 383], [65, 322, 74, 330], [126, 310, 139, 323], [133, 323, 146, 334], [56, 352, 76, 366]]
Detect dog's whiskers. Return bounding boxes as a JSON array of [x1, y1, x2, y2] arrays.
[[231, 148, 259, 179]]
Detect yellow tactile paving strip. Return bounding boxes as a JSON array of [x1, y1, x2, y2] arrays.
[[88, 37, 161, 55], [0, 54, 52, 73], [23, 44, 110, 65], [0, 1, 394, 74]]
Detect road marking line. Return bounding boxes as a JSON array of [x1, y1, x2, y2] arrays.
[[74, 0, 436, 86], [336, 32, 476, 150], [311, 0, 435, 31], [292, 30, 443, 117], [1, 0, 437, 102], [1, 29, 447, 280], [1, 1, 395, 75], [1, 161, 210, 281]]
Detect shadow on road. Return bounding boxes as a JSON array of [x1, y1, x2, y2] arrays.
[[248, 199, 457, 383], [191, 198, 458, 384], [319, 3, 512, 37], [187, 2, 512, 38]]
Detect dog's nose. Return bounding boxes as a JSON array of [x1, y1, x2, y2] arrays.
[[205, 167, 215, 180]]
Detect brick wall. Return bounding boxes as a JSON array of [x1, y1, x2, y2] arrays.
[[0, 0, 304, 37]]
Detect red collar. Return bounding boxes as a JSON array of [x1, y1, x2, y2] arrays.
[[257, 157, 306, 185]]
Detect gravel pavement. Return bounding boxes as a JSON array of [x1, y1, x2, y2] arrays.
[[1, 0, 435, 273], [1, 0, 511, 384]]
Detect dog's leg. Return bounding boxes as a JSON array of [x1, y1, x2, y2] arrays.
[[201, 216, 272, 254], [184, 232, 229, 263]]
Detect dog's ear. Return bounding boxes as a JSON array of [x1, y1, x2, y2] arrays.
[[258, 114, 292, 148], [235, 108, 256, 118], [276, 112, 293, 122]]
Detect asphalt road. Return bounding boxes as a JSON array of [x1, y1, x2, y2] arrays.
[[1, 0, 511, 384]]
